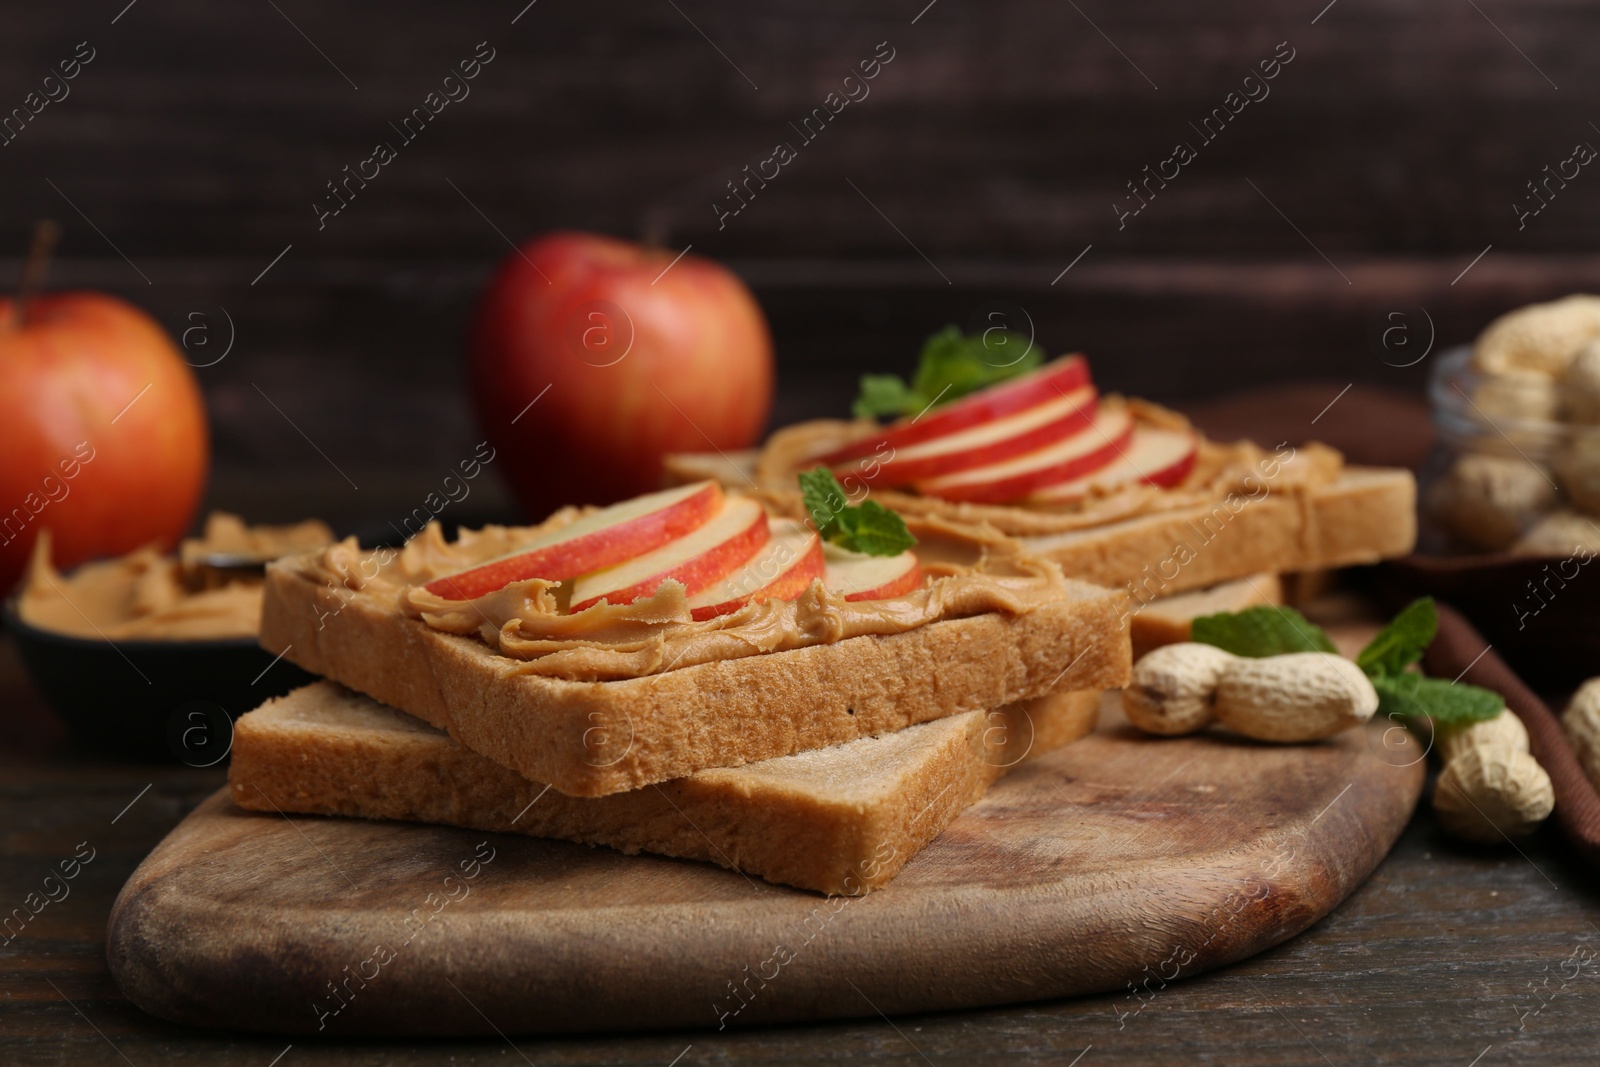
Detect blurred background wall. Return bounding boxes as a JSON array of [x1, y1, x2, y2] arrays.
[[3, 0, 1595, 528]]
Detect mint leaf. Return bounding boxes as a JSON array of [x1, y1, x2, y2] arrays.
[[1357, 598, 1437, 678], [836, 500, 917, 556], [1373, 672, 1504, 726], [798, 468, 916, 557], [1191, 605, 1339, 658], [799, 466, 847, 541], [851, 325, 1041, 420], [852, 374, 920, 420]]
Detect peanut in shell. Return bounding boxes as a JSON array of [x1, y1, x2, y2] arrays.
[[1213, 652, 1378, 743]]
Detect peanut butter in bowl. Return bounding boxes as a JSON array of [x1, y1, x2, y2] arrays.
[[18, 513, 334, 642]]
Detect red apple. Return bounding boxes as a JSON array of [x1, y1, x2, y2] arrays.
[[916, 406, 1134, 503], [0, 292, 208, 592], [1028, 427, 1198, 504], [835, 384, 1097, 487], [686, 519, 823, 620], [823, 546, 923, 601], [570, 495, 769, 612], [425, 480, 721, 599], [469, 232, 774, 518], [818, 354, 1090, 466]]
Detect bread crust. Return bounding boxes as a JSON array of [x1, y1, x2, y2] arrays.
[[228, 683, 1103, 895], [261, 564, 1129, 798]]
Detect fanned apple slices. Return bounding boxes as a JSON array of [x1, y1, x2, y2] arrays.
[[916, 405, 1136, 503], [684, 519, 824, 621], [423, 481, 722, 599], [569, 495, 770, 612], [427, 486, 920, 616], [1027, 425, 1198, 505], [834, 384, 1097, 485], [819, 354, 1090, 465], [823, 351, 1200, 506]]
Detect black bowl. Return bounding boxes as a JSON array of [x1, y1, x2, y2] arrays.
[[4, 598, 317, 764]]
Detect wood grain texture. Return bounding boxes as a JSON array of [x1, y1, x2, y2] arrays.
[[7, 631, 1600, 1065], [104, 694, 1423, 1036], [2, 1, 1596, 259]]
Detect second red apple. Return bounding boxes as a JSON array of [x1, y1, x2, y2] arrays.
[[468, 232, 774, 519]]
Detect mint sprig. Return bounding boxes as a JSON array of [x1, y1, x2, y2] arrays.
[[1370, 672, 1504, 726], [852, 324, 1041, 420], [1191, 597, 1505, 727], [1355, 597, 1435, 678], [1190, 605, 1339, 657], [799, 467, 916, 557]]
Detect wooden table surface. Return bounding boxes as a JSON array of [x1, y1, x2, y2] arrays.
[[5, 634, 1600, 1067]]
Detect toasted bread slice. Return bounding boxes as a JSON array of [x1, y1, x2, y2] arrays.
[[261, 558, 1129, 799], [1130, 573, 1282, 659], [229, 682, 1103, 895]]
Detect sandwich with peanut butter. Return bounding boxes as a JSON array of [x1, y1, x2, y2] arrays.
[[257, 470, 1131, 800], [665, 327, 1418, 620]]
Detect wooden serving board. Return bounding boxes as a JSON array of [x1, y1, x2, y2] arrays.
[[108, 696, 1423, 1036]]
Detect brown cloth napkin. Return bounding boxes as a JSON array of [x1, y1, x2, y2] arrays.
[[1426, 602, 1600, 867]]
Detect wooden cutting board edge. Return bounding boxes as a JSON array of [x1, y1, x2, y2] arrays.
[[105, 715, 1424, 1037]]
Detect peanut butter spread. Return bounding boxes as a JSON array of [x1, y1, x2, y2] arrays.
[[753, 398, 1346, 538], [20, 513, 334, 641], [288, 512, 1077, 682]]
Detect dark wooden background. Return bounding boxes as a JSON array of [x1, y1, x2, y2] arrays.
[[3, 0, 1598, 528], [7, 8, 1600, 1061]]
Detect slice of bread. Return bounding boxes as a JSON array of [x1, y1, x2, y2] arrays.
[[260, 561, 1129, 799], [229, 682, 1103, 895], [1129, 572, 1282, 659]]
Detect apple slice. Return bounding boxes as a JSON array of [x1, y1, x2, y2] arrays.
[[685, 520, 824, 621], [823, 544, 923, 601], [1028, 426, 1198, 504], [915, 405, 1135, 504], [424, 481, 722, 600], [569, 495, 769, 612], [818, 354, 1092, 466], [836, 385, 1097, 486]]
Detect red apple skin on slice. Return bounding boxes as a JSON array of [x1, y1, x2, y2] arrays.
[[834, 385, 1097, 487], [686, 521, 824, 621], [1027, 427, 1198, 505], [817, 354, 1091, 466], [424, 481, 722, 600], [824, 547, 923, 602], [569, 496, 769, 612], [915, 406, 1135, 504]]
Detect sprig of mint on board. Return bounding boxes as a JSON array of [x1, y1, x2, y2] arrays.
[[853, 324, 1042, 419], [799, 467, 917, 557], [1191, 597, 1505, 726]]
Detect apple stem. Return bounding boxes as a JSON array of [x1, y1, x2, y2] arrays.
[[13, 220, 59, 329]]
